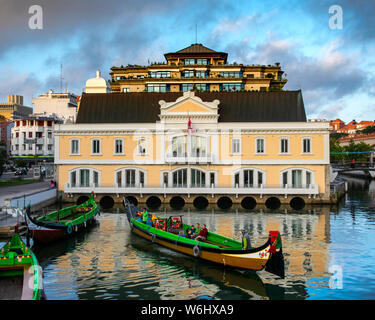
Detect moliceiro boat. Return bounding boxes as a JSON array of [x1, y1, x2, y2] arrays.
[[0, 232, 43, 300], [123, 197, 285, 278], [25, 193, 100, 244]]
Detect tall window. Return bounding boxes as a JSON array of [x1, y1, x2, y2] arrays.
[[191, 169, 206, 188], [71, 139, 79, 154], [281, 168, 313, 188], [173, 169, 187, 187], [70, 171, 77, 187], [92, 139, 100, 154], [191, 136, 206, 157], [232, 138, 241, 154], [302, 138, 311, 153], [256, 138, 265, 154], [172, 136, 187, 157], [137, 138, 146, 155], [80, 169, 90, 187], [115, 168, 146, 188], [233, 168, 265, 188], [114, 139, 123, 154], [125, 169, 136, 187], [280, 138, 289, 154]]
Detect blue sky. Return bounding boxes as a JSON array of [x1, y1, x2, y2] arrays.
[[0, 0, 374, 122]]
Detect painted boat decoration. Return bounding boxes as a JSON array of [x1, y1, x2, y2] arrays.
[[25, 194, 100, 244], [123, 197, 285, 278], [0, 232, 43, 300]]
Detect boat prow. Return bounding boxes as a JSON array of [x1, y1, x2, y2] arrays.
[[0, 232, 43, 300]]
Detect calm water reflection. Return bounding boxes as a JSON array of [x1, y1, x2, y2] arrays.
[[16, 178, 375, 300]]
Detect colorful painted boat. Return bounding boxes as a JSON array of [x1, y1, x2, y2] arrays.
[[0, 232, 43, 300], [123, 197, 285, 278], [25, 194, 100, 244]]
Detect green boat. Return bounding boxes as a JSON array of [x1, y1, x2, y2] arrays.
[[25, 193, 100, 244], [0, 232, 43, 300], [124, 197, 285, 278]]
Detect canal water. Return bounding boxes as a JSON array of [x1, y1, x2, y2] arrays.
[[2, 177, 375, 300]]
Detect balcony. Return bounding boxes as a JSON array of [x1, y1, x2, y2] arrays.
[[64, 183, 319, 197], [165, 152, 213, 164]]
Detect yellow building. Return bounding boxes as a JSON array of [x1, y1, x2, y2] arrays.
[[54, 90, 331, 209], [109, 43, 287, 93], [0, 95, 33, 120]]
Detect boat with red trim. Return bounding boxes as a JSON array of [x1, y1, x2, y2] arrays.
[[123, 197, 285, 278]]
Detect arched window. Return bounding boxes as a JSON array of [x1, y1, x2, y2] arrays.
[[165, 167, 214, 188], [69, 167, 101, 188], [233, 168, 265, 188], [115, 167, 146, 188], [281, 168, 314, 188]]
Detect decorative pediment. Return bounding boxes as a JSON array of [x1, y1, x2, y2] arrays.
[[159, 91, 219, 124]]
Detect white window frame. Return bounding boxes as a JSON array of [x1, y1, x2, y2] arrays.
[[231, 137, 241, 155], [114, 167, 147, 188], [114, 138, 124, 155], [280, 167, 314, 188], [302, 137, 312, 154], [70, 138, 80, 155], [161, 167, 215, 188], [280, 137, 290, 155], [91, 138, 101, 155], [255, 137, 266, 154], [232, 167, 266, 188], [68, 167, 101, 188], [137, 137, 147, 156]]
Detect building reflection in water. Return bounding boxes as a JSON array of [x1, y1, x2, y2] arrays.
[[35, 204, 332, 300]]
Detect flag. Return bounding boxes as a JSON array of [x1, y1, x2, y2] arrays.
[[188, 117, 195, 134]]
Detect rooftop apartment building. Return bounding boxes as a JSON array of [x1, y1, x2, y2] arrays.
[[32, 90, 79, 123], [109, 43, 287, 94], [11, 114, 63, 162]]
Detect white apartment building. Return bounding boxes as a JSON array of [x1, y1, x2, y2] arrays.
[[32, 90, 78, 123], [11, 115, 63, 161]]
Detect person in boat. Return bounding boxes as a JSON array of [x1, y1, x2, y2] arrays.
[[187, 225, 196, 239], [178, 230, 186, 237], [195, 224, 208, 241], [241, 229, 251, 250], [142, 208, 149, 223]]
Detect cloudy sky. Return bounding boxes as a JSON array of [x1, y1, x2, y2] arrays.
[[0, 0, 374, 122]]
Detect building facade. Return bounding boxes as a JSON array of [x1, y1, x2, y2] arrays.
[[0, 95, 33, 120], [54, 91, 331, 208], [0, 119, 13, 154], [11, 115, 63, 162], [32, 90, 78, 123], [109, 44, 287, 94]]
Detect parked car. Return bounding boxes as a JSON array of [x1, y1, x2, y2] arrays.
[[15, 168, 28, 176]]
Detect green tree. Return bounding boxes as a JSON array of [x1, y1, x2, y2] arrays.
[[14, 158, 27, 168], [0, 148, 6, 177]]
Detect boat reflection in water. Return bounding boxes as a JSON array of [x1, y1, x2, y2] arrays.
[[34, 204, 331, 300]]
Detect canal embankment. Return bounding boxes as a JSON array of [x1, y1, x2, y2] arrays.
[[0, 181, 57, 238]]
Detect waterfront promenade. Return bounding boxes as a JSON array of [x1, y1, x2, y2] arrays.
[[0, 181, 50, 207]]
